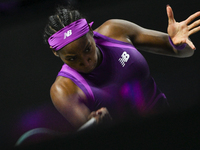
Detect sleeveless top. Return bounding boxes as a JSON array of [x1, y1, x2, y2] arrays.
[[57, 31, 168, 117]]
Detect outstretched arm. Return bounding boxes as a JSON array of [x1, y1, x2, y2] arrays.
[[96, 5, 200, 58]]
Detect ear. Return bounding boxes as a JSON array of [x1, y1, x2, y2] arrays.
[[88, 24, 94, 36], [89, 28, 94, 37], [51, 47, 59, 57]]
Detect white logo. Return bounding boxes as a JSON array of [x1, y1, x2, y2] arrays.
[[118, 51, 130, 67], [64, 30, 72, 39]]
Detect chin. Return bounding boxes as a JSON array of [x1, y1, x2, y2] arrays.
[[77, 61, 97, 74], [80, 66, 95, 74], [83, 68, 94, 74], [78, 70, 92, 74]]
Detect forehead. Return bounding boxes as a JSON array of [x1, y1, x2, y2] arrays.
[[60, 33, 90, 55]]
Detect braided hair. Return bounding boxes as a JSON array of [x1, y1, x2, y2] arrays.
[[43, 5, 83, 44]]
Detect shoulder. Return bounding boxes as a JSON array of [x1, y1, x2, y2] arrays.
[[50, 76, 86, 104], [51, 76, 77, 96], [94, 19, 127, 37], [94, 19, 143, 44]]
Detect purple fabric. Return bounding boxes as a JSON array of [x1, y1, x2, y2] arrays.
[[58, 64, 95, 102], [57, 31, 168, 115], [168, 36, 186, 50], [48, 19, 90, 51]]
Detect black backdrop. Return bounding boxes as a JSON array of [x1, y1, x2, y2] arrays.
[[1, 0, 200, 149]]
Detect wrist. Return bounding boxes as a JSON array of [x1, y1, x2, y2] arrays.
[[168, 36, 186, 50]]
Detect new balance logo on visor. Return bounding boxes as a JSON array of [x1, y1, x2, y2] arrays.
[[118, 51, 130, 67], [64, 30, 72, 39]]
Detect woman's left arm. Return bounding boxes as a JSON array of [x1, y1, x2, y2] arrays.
[[102, 5, 200, 58]]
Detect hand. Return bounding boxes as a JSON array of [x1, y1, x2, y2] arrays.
[[167, 5, 200, 50], [88, 107, 112, 124]]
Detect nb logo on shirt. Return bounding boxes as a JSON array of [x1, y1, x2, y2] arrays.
[[64, 30, 72, 39], [118, 51, 130, 67]]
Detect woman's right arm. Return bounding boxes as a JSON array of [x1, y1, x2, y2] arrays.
[[50, 76, 92, 131], [50, 76, 112, 132]]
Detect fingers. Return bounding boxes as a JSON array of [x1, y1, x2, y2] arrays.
[[96, 107, 108, 117], [188, 19, 200, 37], [88, 108, 108, 120], [166, 5, 175, 25], [185, 11, 200, 25], [88, 111, 97, 120], [188, 19, 200, 30], [186, 38, 196, 50], [95, 107, 112, 124], [189, 26, 200, 36]]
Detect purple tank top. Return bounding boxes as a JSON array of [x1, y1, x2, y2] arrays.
[[57, 31, 168, 116]]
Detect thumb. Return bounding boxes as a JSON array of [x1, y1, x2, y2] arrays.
[[167, 5, 175, 25], [186, 38, 196, 50]]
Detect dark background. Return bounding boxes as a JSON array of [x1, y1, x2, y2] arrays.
[[1, 0, 200, 149]]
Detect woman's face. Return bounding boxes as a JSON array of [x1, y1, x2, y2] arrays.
[[56, 31, 100, 73]]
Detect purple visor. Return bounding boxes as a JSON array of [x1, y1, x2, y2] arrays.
[[48, 18, 93, 51]]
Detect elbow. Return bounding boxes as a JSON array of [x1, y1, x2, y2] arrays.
[[176, 46, 195, 58], [186, 49, 195, 57], [177, 50, 194, 58]]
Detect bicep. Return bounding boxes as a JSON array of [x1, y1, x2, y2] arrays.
[[100, 19, 176, 56], [109, 19, 171, 49], [50, 80, 91, 130]]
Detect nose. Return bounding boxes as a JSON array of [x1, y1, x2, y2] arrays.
[[80, 56, 91, 67]]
